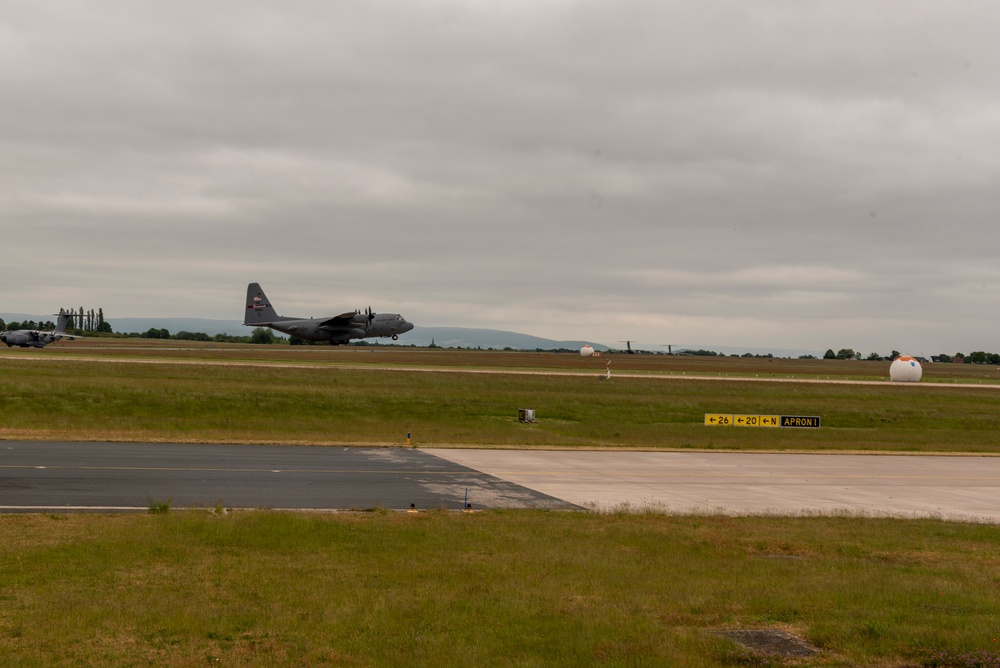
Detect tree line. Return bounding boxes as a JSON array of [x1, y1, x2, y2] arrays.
[[130, 328, 276, 344], [0, 317, 55, 331], [0, 307, 111, 333], [821, 348, 900, 361], [820, 349, 1000, 364], [66, 307, 113, 333]]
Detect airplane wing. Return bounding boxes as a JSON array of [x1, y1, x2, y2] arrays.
[[317, 312, 362, 329]]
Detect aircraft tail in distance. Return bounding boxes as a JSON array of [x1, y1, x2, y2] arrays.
[[53, 309, 73, 335]]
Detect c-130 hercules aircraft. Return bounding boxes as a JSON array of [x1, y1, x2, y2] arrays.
[[244, 282, 414, 344], [1, 309, 78, 348]]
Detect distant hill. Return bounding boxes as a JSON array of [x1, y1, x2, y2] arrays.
[[405, 327, 609, 351], [1, 313, 56, 324]]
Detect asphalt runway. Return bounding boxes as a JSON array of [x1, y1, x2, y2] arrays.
[[3, 442, 998, 522], [0, 441, 577, 512], [427, 449, 1000, 522]]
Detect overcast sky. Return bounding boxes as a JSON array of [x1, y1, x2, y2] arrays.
[[3, 2, 998, 355]]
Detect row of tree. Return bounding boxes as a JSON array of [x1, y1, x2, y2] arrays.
[[821, 349, 1000, 364], [132, 328, 276, 344], [932, 352, 1000, 365], [0, 307, 111, 333], [0, 318, 55, 331], [821, 349, 900, 361], [65, 307, 112, 333]]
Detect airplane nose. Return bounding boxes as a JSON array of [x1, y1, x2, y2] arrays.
[[402, 320, 414, 333]]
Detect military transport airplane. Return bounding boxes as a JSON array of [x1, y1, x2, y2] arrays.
[[1, 309, 78, 348], [244, 283, 414, 344]]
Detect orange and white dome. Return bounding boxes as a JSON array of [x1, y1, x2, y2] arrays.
[[889, 356, 922, 382]]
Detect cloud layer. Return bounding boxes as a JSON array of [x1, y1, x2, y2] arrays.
[[3, 2, 998, 355]]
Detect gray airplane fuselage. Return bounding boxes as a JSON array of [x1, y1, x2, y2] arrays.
[[263, 313, 413, 344], [243, 282, 414, 344], [0, 329, 59, 348], [1, 310, 75, 348]]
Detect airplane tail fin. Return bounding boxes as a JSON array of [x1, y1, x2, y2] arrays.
[[245, 283, 284, 325], [54, 309, 72, 335]]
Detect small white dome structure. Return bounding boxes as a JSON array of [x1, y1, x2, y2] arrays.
[[889, 356, 922, 382], [580, 345, 595, 357]]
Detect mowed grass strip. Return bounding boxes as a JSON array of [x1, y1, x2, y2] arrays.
[[3, 358, 1000, 451], [0, 511, 998, 667]]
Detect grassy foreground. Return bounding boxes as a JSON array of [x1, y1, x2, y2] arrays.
[[3, 345, 1000, 667], [1, 511, 999, 667], [2, 346, 1000, 451]]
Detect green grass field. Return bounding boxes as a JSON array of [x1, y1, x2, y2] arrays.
[[3, 343, 1000, 666], [2, 343, 1000, 452], [2, 511, 1000, 667]]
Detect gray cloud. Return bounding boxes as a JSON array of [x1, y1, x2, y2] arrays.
[[2, 1, 999, 355]]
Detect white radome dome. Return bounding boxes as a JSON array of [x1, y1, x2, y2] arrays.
[[889, 356, 922, 382], [580, 345, 595, 357]]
